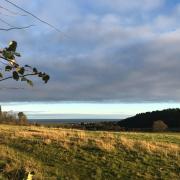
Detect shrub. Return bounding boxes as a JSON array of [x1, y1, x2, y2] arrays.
[[153, 120, 168, 132], [18, 112, 28, 125]]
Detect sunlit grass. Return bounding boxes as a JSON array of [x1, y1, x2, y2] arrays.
[[0, 124, 179, 179]]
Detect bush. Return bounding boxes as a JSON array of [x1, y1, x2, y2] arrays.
[[153, 120, 168, 132], [18, 112, 28, 125]]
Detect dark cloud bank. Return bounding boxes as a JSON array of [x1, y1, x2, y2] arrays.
[[0, 0, 180, 102]]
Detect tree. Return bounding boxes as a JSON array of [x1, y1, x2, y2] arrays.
[[18, 112, 28, 125], [153, 120, 168, 132], [0, 110, 17, 124], [0, 1, 63, 85]]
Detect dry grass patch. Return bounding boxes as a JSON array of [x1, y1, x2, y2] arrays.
[[2, 124, 179, 155], [95, 139, 116, 152], [0, 145, 43, 179], [120, 136, 180, 157], [0, 124, 180, 179]]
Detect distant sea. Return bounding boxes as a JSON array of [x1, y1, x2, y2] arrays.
[[29, 119, 120, 124]]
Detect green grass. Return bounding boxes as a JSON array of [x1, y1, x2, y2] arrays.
[[0, 124, 179, 180]]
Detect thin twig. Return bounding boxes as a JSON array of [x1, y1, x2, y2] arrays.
[[0, 56, 19, 67], [0, 11, 13, 17], [0, 5, 27, 16], [0, 17, 14, 27], [0, 24, 34, 31], [0, 72, 38, 82], [0, 60, 9, 66], [4, 0, 64, 33]]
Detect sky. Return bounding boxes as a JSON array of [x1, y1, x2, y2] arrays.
[[0, 0, 180, 119]]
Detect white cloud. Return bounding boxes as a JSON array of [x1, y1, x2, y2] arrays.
[[94, 0, 164, 11]]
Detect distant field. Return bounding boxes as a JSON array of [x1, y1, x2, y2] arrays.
[[0, 124, 179, 179], [29, 118, 120, 124]]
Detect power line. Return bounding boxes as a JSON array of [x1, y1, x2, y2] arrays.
[[0, 5, 27, 16], [3, 0, 65, 34]]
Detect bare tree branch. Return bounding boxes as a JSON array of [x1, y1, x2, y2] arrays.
[[3, 0, 64, 33], [0, 11, 14, 17], [0, 18, 34, 30], [0, 24, 34, 31], [0, 2, 53, 85], [0, 55, 19, 67], [0, 72, 38, 82], [0, 5, 27, 16], [0, 17, 14, 27]]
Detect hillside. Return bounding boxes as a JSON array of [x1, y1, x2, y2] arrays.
[[118, 108, 180, 129], [0, 124, 179, 179]]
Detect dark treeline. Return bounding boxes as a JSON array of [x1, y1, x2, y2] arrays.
[[118, 108, 180, 129], [33, 121, 122, 131], [2, 107, 179, 131], [33, 108, 180, 132]]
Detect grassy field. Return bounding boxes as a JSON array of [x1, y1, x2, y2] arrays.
[[0, 124, 179, 180]]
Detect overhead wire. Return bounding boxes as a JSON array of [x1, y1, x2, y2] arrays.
[[0, 5, 27, 16], [3, 0, 67, 35]]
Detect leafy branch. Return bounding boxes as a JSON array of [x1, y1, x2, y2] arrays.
[[0, 41, 50, 86]]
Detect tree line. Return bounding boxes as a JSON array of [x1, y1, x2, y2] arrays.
[[0, 109, 28, 125], [118, 108, 180, 130]]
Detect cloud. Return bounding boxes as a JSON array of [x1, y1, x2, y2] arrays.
[[94, 0, 165, 12], [0, 0, 180, 102]]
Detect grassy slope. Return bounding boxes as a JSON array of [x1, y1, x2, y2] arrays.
[[0, 125, 179, 180]]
